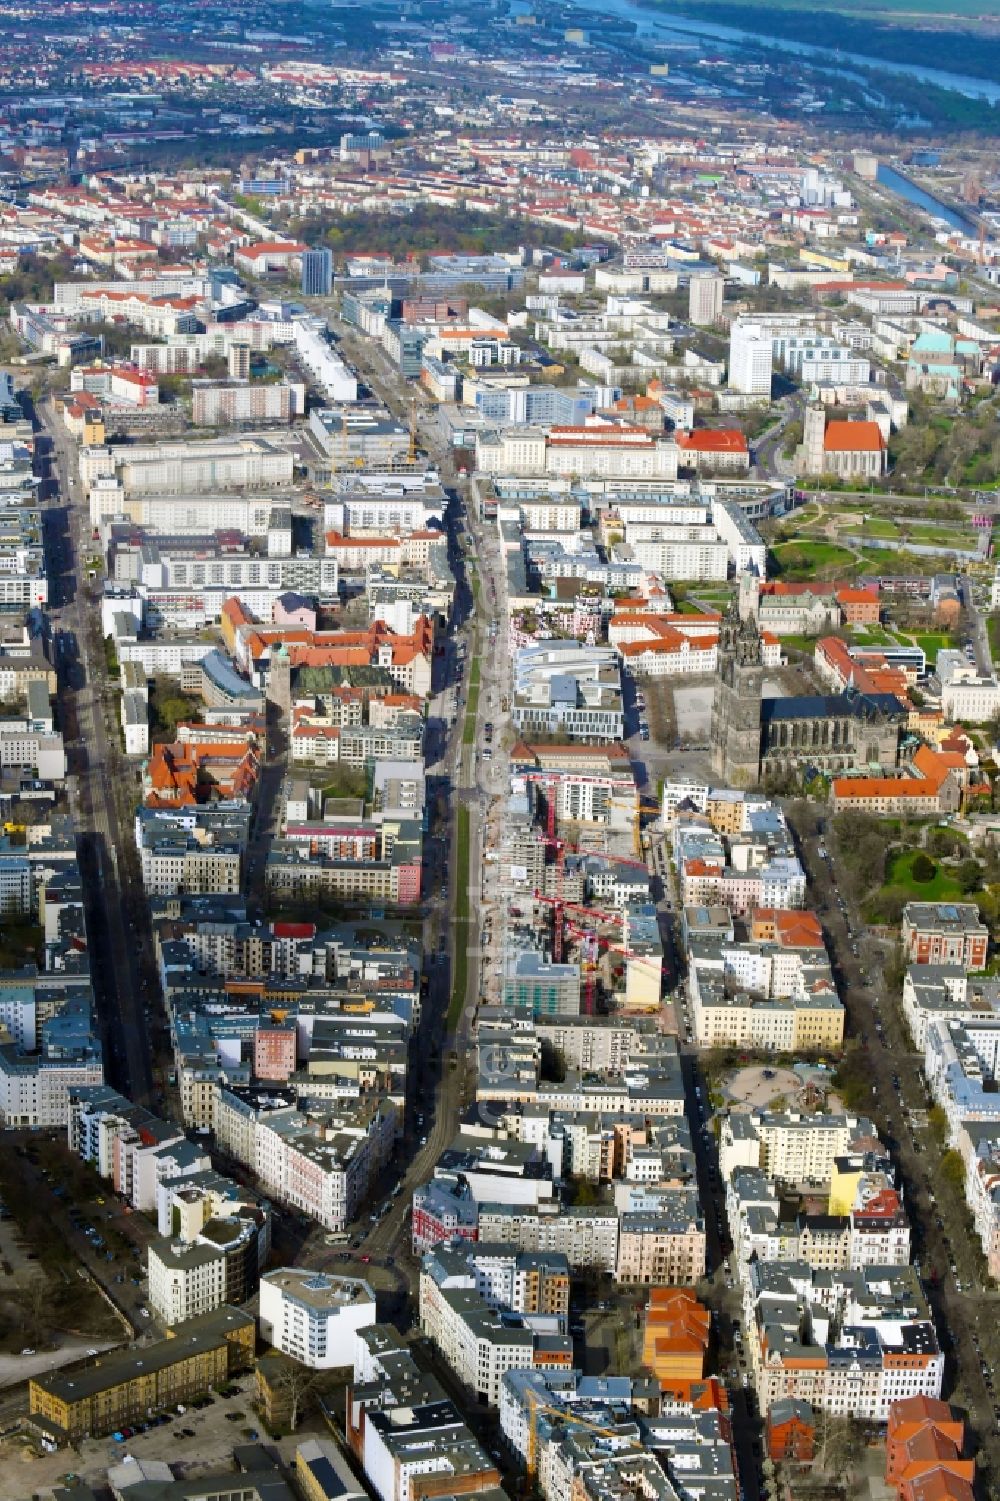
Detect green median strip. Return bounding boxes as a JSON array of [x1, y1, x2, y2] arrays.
[[462, 657, 481, 746], [447, 804, 471, 1031]]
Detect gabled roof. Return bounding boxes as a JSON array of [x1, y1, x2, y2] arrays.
[[676, 428, 748, 453], [824, 420, 884, 454]]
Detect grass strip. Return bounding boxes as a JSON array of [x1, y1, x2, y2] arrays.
[[447, 804, 471, 1031]]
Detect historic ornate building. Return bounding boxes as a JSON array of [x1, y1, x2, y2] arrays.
[[711, 603, 906, 786], [710, 608, 765, 788]]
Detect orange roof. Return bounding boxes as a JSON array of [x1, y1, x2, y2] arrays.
[[889, 1397, 962, 1432], [902, 1432, 963, 1467], [620, 632, 717, 658], [856, 1186, 902, 1219], [656, 1377, 729, 1412], [906, 1475, 974, 1501], [242, 240, 307, 256], [916, 743, 966, 772], [773, 909, 824, 948], [144, 740, 259, 806], [833, 777, 937, 800], [222, 598, 254, 627], [763, 580, 852, 597], [112, 368, 156, 386], [325, 531, 399, 549], [615, 395, 661, 411], [824, 420, 884, 454], [676, 428, 748, 453]]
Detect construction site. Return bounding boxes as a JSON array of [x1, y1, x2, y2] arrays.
[[480, 742, 666, 1020]]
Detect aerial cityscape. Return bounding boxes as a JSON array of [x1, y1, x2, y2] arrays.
[[1, 1, 1000, 1500]]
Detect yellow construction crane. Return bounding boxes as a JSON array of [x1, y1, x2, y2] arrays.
[[525, 1391, 622, 1478]]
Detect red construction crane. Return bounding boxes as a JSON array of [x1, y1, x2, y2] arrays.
[[522, 771, 560, 844], [533, 893, 624, 926], [581, 930, 599, 1015], [604, 853, 652, 873], [533, 886, 569, 961], [565, 919, 637, 965]]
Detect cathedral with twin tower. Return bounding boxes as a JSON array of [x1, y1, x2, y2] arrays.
[[710, 600, 907, 788]]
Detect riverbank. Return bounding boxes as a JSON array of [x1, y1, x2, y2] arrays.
[[569, 0, 1000, 101], [643, 0, 1000, 93], [876, 163, 976, 233]]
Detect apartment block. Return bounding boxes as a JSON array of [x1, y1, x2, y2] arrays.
[[260, 1268, 376, 1369], [29, 1307, 254, 1441]]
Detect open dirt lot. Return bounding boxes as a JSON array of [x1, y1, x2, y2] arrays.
[[672, 683, 715, 739]]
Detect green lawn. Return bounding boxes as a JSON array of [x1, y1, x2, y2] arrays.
[[850, 625, 894, 645], [462, 658, 481, 747], [857, 548, 939, 575], [913, 633, 952, 663], [906, 527, 976, 550], [862, 518, 900, 539], [885, 849, 963, 902], [778, 634, 823, 654], [771, 540, 857, 578], [447, 805, 471, 1032]]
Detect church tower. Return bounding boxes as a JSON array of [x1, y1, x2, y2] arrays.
[[711, 602, 764, 787], [801, 402, 826, 476], [266, 643, 292, 719]]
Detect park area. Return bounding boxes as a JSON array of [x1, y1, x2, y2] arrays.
[[699, 1057, 843, 1116], [770, 539, 857, 579], [882, 848, 965, 903], [827, 811, 997, 930], [770, 494, 982, 580]]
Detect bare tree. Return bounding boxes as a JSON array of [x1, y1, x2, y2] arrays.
[[267, 1358, 321, 1431], [21, 1276, 49, 1343], [814, 1410, 866, 1479]]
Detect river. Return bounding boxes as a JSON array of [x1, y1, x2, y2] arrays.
[[566, 0, 1000, 104], [876, 164, 975, 233]]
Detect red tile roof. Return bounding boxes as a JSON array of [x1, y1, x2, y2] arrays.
[[824, 420, 885, 454], [676, 428, 748, 454]]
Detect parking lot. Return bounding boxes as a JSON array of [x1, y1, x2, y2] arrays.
[[0, 1374, 280, 1496]]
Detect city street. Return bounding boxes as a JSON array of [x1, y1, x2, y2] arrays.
[[33, 396, 160, 1108], [788, 803, 1000, 1483]]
